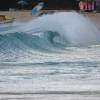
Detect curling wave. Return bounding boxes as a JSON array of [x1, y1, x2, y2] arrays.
[[0, 11, 100, 63]]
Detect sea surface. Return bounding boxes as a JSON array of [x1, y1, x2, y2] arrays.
[[0, 12, 100, 99]]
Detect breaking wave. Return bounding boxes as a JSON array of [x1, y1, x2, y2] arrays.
[[0, 11, 100, 63]]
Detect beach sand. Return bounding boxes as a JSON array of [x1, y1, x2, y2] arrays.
[[83, 12, 100, 24], [0, 10, 100, 23], [0, 10, 33, 22]]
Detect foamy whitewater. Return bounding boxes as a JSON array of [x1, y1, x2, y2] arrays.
[[0, 12, 100, 99]]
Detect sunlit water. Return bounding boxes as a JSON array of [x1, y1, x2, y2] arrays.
[[0, 12, 100, 99]]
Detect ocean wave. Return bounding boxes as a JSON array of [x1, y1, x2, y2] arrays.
[[0, 12, 100, 63]]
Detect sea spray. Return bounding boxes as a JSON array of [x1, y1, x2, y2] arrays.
[[21, 11, 100, 46]]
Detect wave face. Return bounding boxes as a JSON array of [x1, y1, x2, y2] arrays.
[[0, 11, 100, 63]]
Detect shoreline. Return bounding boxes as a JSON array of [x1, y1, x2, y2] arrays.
[[0, 10, 100, 23]]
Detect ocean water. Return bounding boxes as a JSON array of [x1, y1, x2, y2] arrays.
[[0, 12, 100, 99]]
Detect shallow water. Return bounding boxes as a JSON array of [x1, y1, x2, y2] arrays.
[[0, 12, 100, 99]]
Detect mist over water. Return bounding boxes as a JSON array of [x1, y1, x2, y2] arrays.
[[21, 12, 100, 46], [0, 12, 100, 99]]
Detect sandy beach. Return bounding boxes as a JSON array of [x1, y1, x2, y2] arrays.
[[0, 10, 100, 23], [0, 10, 33, 22]]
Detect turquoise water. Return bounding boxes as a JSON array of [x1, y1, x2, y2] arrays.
[[0, 12, 100, 99]]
